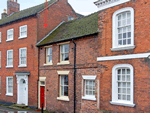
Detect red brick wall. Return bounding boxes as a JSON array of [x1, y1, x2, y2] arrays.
[[39, 35, 99, 112], [0, 16, 38, 107], [37, 0, 77, 42], [97, 0, 150, 112]]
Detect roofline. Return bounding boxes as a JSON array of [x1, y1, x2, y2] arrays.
[[36, 21, 65, 45], [37, 0, 58, 14], [0, 14, 36, 27], [37, 32, 98, 47]]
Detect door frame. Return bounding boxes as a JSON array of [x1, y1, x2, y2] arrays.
[[16, 75, 29, 106], [38, 77, 46, 110]]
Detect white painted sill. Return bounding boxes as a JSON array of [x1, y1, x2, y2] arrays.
[[6, 65, 13, 68], [82, 96, 96, 101], [18, 65, 27, 68], [6, 39, 13, 42], [43, 63, 53, 66], [57, 61, 70, 65], [111, 45, 135, 51], [18, 36, 27, 39], [57, 96, 69, 101], [6, 93, 13, 96], [110, 101, 135, 107]]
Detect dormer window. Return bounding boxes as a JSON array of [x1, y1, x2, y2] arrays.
[[111, 7, 135, 51]]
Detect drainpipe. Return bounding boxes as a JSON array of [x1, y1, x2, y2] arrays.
[[72, 39, 76, 113]]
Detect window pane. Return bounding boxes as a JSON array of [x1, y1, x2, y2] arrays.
[[118, 15, 121, 20], [118, 94, 121, 100], [64, 86, 68, 96], [123, 39, 126, 45], [118, 88, 121, 93], [118, 40, 122, 45], [61, 86, 64, 96], [64, 44, 69, 52], [122, 13, 126, 19], [127, 88, 130, 94], [64, 53, 69, 61], [122, 95, 126, 100], [64, 76, 68, 85], [127, 95, 130, 101], [118, 34, 122, 39]]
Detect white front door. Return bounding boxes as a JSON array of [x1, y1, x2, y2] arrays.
[[19, 79, 26, 105]]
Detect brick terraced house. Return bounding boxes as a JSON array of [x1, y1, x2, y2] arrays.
[[0, 0, 77, 108], [37, 0, 150, 112]]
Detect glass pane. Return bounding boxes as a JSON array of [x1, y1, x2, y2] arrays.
[[118, 34, 122, 39], [89, 91, 92, 95], [118, 40, 122, 45], [122, 20, 126, 26], [127, 19, 131, 25], [127, 75, 130, 81], [122, 88, 126, 94], [122, 95, 126, 100], [118, 94, 121, 100], [127, 95, 130, 101], [127, 88, 130, 94], [127, 82, 130, 87], [123, 27, 126, 33], [123, 83, 126, 87], [118, 28, 122, 33], [64, 53, 69, 61], [61, 76, 64, 85], [62, 54, 65, 61], [128, 39, 131, 44], [123, 40, 126, 45], [64, 86, 68, 96], [118, 21, 121, 27], [86, 91, 88, 95], [127, 26, 131, 32], [122, 13, 126, 19], [61, 45, 64, 53], [64, 44, 69, 53], [118, 75, 121, 81], [89, 81, 92, 85], [123, 33, 126, 38], [93, 91, 95, 95], [127, 69, 130, 74], [118, 15, 121, 20], [118, 88, 121, 93], [128, 32, 131, 38], [122, 75, 125, 81], [118, 69, 121, 74], [127, 12, 131, 18], [64, 75, 68, 85], [122, 69, 125, 74], [118, 82, 121, 87], [89, 86, 92, 90], [61, 86, 64, 96]]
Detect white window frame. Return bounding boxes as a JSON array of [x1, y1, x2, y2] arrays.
[[111, 7, 135, 51], [0, 32, 1, 43], [18, 47, 27, 67], [6, 49, 13, 68], [0, 51, 1, 68], [45, 47, 53, 65], [6, 29, 13, 41], [57, 71, 70, 101], [110, 64, 135, 107], [19, 25, 27, 39], [82, 75, 97, 101], [6, 76, 13, 96]]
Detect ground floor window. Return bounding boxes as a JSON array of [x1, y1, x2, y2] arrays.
[[82, 75, 97, 101], [6, 76, 13, 96]]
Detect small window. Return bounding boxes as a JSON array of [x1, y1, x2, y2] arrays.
[[46, 47, 52, 64], [6, 76, 13, 96], [0, 32, 1, 42], [0, 51, 1, 68], [6, 50, 13, 67], [110, 64, 135, 107], [60, 44, 69, 62], [112, 7, 134, 51], [68, 16, 74, 21], [19, 25, 27, 39], [82, 75, 96, 100], [19, 47, 27, 67], [60, 75, 68, 97], [7, 29, 13, 41]]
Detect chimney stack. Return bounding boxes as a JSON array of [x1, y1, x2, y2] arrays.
[[7, 0, 20, 16], [1, 9, 7, 19]]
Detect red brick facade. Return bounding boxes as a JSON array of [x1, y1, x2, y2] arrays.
[[0, 0, 77, 108]]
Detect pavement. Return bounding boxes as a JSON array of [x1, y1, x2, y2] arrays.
[[0, 106, 41, 113]]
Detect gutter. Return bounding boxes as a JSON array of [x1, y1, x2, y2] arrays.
[[72, 39, 76, 113]]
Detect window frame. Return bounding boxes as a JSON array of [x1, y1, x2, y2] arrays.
[[111, 7, 135, 51], [82, 75, 97, 101], [45, 47, 52, 65], [110, 64, 135, 107], [6, 76, 13, 96], [6, 49, 13, 68], [19, 25, 27, 39], [19, 47, 27, 67], [6, 29, 14, 41]]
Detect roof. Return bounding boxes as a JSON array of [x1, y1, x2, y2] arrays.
[[76, 13, 84, 18], [37, 12, 98, 46], [0, 0, 57, 26]]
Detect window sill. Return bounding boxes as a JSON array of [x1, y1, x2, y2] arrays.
[[82, 96, 96, 101], [6, 39, 13, 42], [57, 61, 70, 65], [6, 93, 13, 96], [18, 65, 27, 68], [57, 96, 69, 101], [43, 63, 53, 66], [111, 45, 136, 51], [18, 36, 27, 39], [6, 66, 13, 68], [110, 101, 135, 107]]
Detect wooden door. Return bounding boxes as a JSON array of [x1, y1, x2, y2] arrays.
[[40, 86, 45, 108]]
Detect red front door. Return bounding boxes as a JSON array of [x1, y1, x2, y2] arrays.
[[40, 86, 45, 108]]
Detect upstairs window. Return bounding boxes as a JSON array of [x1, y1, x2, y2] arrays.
[[6, 50, 13, 67], [60, 44, 69, 62], [7, 29, 13, 41], [0, 32, 1, 43], [60, 75, 68, 97], [46, 47, 52, 64], [112, 7, 134, 51], [19, 25, 27, 39], [19, 47, 27, 67]]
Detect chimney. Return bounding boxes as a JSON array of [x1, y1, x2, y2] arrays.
[[1, 9, 7, 19], [7, 0, 20, 16]]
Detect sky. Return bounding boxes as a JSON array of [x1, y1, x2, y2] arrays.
[[0, 0, 99, 19]]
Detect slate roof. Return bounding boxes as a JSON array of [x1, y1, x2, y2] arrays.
[[37, 12, 98, 47], [0, 0, 57, 26]]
